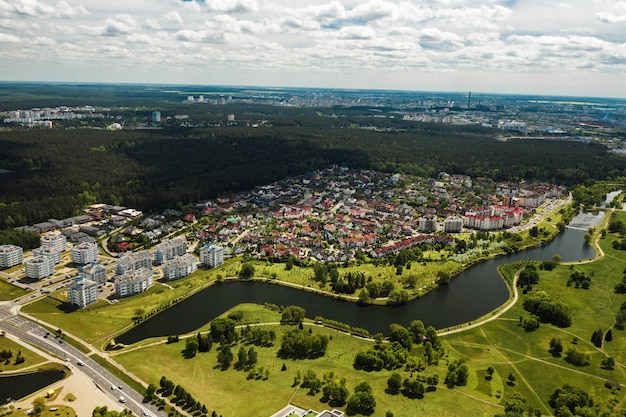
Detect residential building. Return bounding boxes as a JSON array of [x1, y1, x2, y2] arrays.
[[199, 244, 225, 268], [116, 251, 152, 275], [0, 245, 23, 268], [66, 276, 98, 308], [163, 254, 197, 281], [115, 267, 153, 298], [40, 233, 67, 252], [71, 241, 98, 264], [154, 237, 187, 264], [24, 256, 55, 279], [443, 217, 464, 233], [33, 246, 62, 265], [418, 214, 438, 233], [80, 262, 107, 285]]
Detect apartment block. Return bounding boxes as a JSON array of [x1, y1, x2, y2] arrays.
[[116, 250, 152, 275], [80, 262, 107, 285], [40, 233, 67, 252], [33, 246, 62, 265], [0, 245, 23, 268], [24, 256, 55, 279], [199, 244, 225, 268], [67, 276, 98, 308], [154, 237, 187, 264], [163, 253, 197, 281], [115, 267, 154, 298], [443, 217, 464, 233], [72, 241, 98, 264]]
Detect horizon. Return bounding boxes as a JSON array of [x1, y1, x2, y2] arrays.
[[1, 80, 625, 103], [1, 1, 626, 100]]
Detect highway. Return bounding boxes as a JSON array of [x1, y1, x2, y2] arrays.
[[0, 304, 163, 417]]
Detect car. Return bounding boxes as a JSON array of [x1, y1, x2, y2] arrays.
[[118, 385, 123, 390], [110, 385, 115, 390]]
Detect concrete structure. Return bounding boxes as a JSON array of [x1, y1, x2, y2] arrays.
[[33, 246, 62, 265], [163, 253, 197, 281], [0, 245, 23, 268], [114, 267, 153, 298], [72, 242, 98, 265], [116, 251, 152, 275], [80, 262, 107, 285], [40, 233, 67, 252], [443, 217, 464, 233], [418, 214, 438, 233], [24, 256, 55, 279], [154, 237, 187, 264], [152, 111, 161, 123], [67, 276, 98, 308], [199, 244, 225, 268]]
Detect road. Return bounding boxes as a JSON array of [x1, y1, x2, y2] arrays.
[[0, 302, 162, 417]]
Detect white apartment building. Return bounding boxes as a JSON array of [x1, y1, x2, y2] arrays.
[[116, 250, 152, 275], [66, 276, 98, 308], [33, 246, 62, 265], [199, 244, 225, 268], [115, 267, 154, 298], [418, 214, 438, 233], [0, 245, 23, 268], [72, 241, 98, 265], [24, 256, 55, 279], [80, 262, 107, 286], [40, 233, 67, 252], [163, 254, 197, 281], [154, 237, 187, 264], [443, 217, 464, 233]]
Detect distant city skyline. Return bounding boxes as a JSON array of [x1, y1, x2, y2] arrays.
[[1, 0, 625, 99]]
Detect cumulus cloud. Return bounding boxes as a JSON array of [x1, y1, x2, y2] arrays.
[[596, 11, 626, 22], [0, 0, 88, 18], [163, 10, 182, 23], [103, 14, 139, 36]]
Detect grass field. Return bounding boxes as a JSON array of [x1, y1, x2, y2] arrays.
[[109, 210, 626, 417], [0, 336, 46, 371], [0, 279, 28, 301]]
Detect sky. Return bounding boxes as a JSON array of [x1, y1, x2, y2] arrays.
[[1, 0, 626, 98]]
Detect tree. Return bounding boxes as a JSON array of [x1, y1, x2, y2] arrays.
[[281, 305, 305, 323], [507, 372, 516, 386], [210, 318, 236, 340], [247, 347, 258, 368], [504, 392, 527, 414], [32, 397, 46, 416], [386, 373, 402, 395], [183, 338, 198, 358], [549, 338, 563, 357], [145, 383, 157, 400], [601, 356, 615, 370], [388, 324, 412, 350], [238, 263, 255, 279], [486, 366, 495, 380], [409, 320, 426, 344], [236, 346, 248, 370], [217, 345, 233, 370], [347, 391, 376, 415], [605, 328, 613, 342]]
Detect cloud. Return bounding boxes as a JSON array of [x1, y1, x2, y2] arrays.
[[0, 31, 20, 42], [0, 0, 88, 18], [596, 11, 626, 22], [337, 26, 377, 40], [164, 10, 183, 23], [103, 14, 139, 36]]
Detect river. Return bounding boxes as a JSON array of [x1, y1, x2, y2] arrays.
[[116, 226, 596, 345]]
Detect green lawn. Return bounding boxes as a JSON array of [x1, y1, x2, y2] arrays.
[[0, 336, 47, 371], [0, 279, 28, 301]]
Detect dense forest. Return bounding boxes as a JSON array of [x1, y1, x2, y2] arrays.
[[1, 123, 625, 229]]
